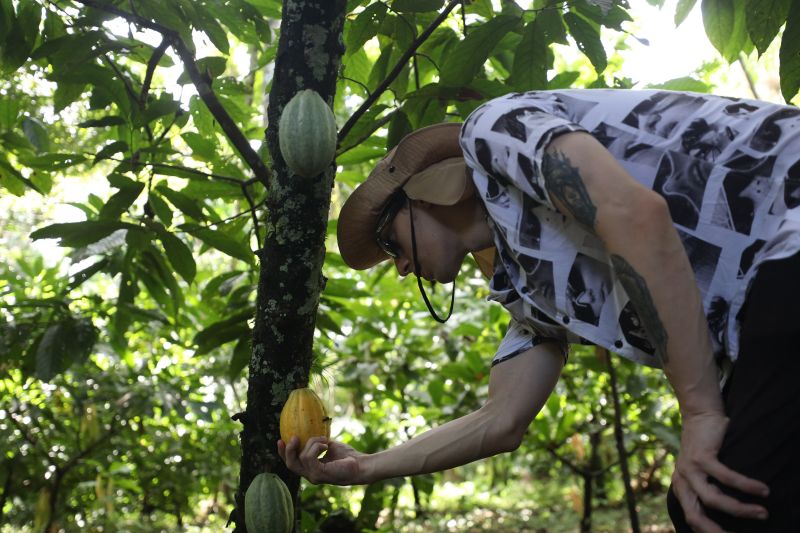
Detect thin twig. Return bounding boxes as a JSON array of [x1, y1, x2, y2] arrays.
[[336, 111, 395, 156], [179, 199, 267, 232], [102, 53, 154, 142], [337, 0, 462, 144], [103, 156, 252, 185], [240, 183, 262, 249]]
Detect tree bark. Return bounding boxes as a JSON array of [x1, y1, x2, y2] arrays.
[[602, 347, 641, 533], [233, 1, 347, 531]]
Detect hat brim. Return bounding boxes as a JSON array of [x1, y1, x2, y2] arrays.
[[337, 123, 465, 271]]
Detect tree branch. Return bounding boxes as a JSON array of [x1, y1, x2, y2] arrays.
[[72, 0, 271, 187], [141, 37, 170, 105], [337, 0, 461, 144]]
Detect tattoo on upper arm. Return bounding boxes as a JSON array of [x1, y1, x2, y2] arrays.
[[611, 254, 669, 363], [541, 150, 597, 228]]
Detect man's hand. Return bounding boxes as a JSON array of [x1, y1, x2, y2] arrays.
[[671, 411, 770, 532], [277, 436, 368, 486]]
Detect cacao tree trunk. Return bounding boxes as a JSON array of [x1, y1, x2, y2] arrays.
[[233, 1, 347, 531]]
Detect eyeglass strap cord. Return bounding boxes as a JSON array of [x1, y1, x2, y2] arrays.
[[408, 200, 455, 323]]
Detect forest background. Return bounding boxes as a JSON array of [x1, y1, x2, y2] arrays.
[[1, 0, 797, 531]]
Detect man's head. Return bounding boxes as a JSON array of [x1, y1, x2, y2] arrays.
[[337, 122, 478, 282]]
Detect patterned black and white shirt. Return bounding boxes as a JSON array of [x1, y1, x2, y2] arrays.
[[460, 89, 800, 371]]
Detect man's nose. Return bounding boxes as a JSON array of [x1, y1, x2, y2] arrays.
[[394, 256, 411, 277]]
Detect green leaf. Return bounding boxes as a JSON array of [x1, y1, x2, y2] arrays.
[[95, 141, 129, 163], [391, 0, 443, 12], [181, 179, 242, 200], [701, 0, 748, 62], [646, 76, 713, 92], [780, 0, 800, 101], [194, 310, 252, 355], [439, 15, 521, 87], [155, 183, 206, 220], [0, 158, 28, 196], [21, 117, 50, 153], [54, 83, 86, 113], [16, 153, 86, 170], [182, 224, 254, 264], [511, 19, 549, 91], [386, 110, 413, 151], [99, 173, 145, 220], [99, 187, 144, 220], [177, 0, 230, 54], [78, 116, 127, 128], [67, 258, 110, 291], [112, 248, 138, 353], [1, 0, 41, 73], [746, 0, 792, 55], [141, 245, 183, 314], [30, 220, 142, 248], [177, 56, 228, 84], [674, 0, 698, 27], [563, 12, 607, 73], [182, 131, 218, 161], [147, 192, 174, 227], [228, 335, 251, 381], [34, 318, 97, 381], [156, 229, 196, 284], [536, 7, 568, 44], [548, 70, 581, 89], [346, 3, 388, 52]]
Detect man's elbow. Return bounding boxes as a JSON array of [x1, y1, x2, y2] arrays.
[[486, 411, 528, 454]]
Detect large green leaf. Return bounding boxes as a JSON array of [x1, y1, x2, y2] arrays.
[[34, 317, 97, 381], [1, 0, 41, 73], [156, 183, 206, 220], [701, 0, 748, 62], [21, 117, 50, 153], [30, 220, 142, 248], [392, 0, 443, 12], [674, 0, 698, 26], [346, 2, 388, 53], [439, 15, 522, 87], [99, 174, 145, 220], [563, 12, 607, 74], [228, 335, 251, 381], [780, 0, 800, 101], [194, 310, 253, 355], [181, 224, 255, 264], [511, 19, 549, 91], [745, 0, 792, 55], [155, 228, 197, 284]]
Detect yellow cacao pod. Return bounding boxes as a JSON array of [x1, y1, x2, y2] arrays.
[[279, 387, 331, 450]]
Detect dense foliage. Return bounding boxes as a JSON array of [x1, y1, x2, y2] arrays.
[[0, 0, 795, 531]]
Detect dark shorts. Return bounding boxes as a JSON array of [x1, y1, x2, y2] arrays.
[[667, 251, 800, 532]]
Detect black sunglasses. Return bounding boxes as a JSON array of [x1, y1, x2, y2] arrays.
[[375, 192, 407, 258]]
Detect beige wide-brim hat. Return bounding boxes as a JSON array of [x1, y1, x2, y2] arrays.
[[337, 122, 495, 278]]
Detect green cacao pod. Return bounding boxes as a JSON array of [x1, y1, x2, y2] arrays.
[[278, 89, 337, 178], [245, 473, 293, 533]]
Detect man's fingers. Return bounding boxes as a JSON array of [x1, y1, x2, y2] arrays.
[[277, 439, 285, 462], [672, 475, 728, 533], [690, 479, 769, 520], [704, 459, 770, 497]]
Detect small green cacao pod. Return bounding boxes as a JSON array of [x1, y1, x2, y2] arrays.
[[245, 473, 293, 533], [278, 89, 337, 178]]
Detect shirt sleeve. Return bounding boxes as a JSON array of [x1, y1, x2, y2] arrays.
[[461, 101, 588, 211], [492, 319, 569, 367]]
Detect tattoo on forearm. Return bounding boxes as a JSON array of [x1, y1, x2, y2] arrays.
[[542, 151, 597, 228], [611, 254, 669, 363]]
